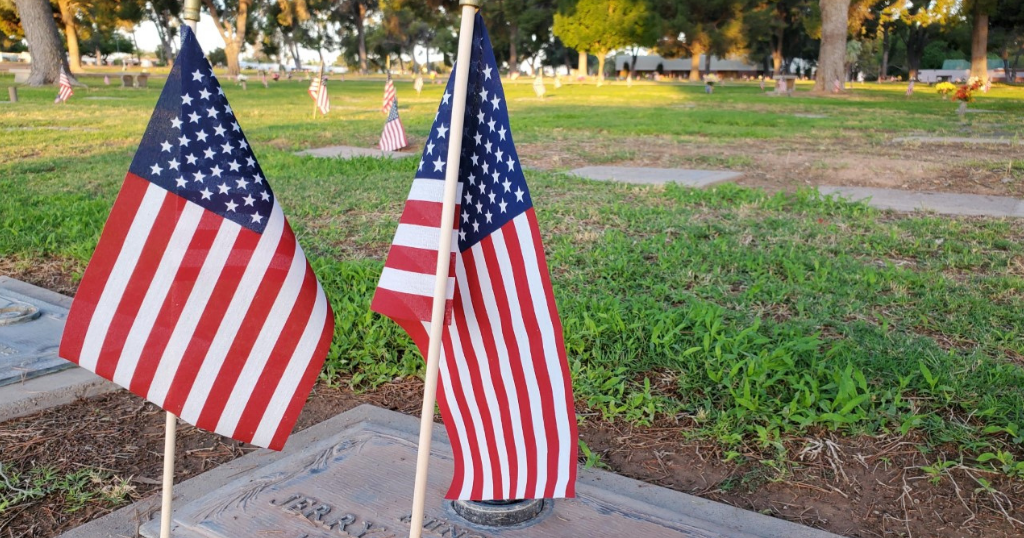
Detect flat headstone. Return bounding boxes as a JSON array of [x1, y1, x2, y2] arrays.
[[793, 113, 827, 119], [894, 136, 1018, 146], [570, 166, 741, 188], [819, 186, 1024, 218], [128, 405, 837, 538], [296, 145, 416, 159], [0, 277, 117, 421], [83, 96, 126, 100]]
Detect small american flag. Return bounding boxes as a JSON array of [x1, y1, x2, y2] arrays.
[[905, 80, 915, 97], [382, 72, 397, 114], [55, 65, 73, 104], [307, 64, 329, 115], [371, 14, 577, 501], [59, 26, 335, 451], [379, 81, 407, 152]]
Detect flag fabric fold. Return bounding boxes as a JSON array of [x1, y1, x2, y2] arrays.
[[379, 73, 408, 152], [55, 65, 73, 104], [59, 26, 335, 451], [307, 66, 330, 115], [371, 14, 577, 501]]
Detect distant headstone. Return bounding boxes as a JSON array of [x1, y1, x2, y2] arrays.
[[121, 74, 133, 88], [414, 75, 424, 96], [533, 75, 546, 98], [104, 75, 110, 85], [136, 74, 149, 88], [0, 277, 73, 387], [554, 74, 562, 89], [7, 87, 16, 102]]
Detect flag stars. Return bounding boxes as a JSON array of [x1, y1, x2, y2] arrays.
[[211, 165, 223, 177], [191, 69, 204, 82], [475, 201, 483, 213], [251, 213, 263, 224], [484, 210, 493, 223], [203, 148, 216, 160], [477, 182, 486, 194], [243, 194, 255, 206], [182, 94, 193, 106], [188, 111, 200, 123], [470, 154, 479, 166], [231, 121, 240, 132], [196, 130, 208, 142], [221, 141, 233, 154], [426, 141, 435, 155], [484, 141, 493, 154], [506, 157, 516, 172], [214, 124, 226, 137], [236, 177, 249, 190], [461, 211, 469, 223], [433, 156, 446, 172], [488, 192, 496, 204], [464, 191, 473, 205], [199, 88, 211, 100], [490, 95, 501, 110], [502, 178, 512, 192], [418, 159, 424, 171], [175, 176, 187, 188], [487, 118, 497, 133], [171, 117, 183, 129], [259, 191, 270, 201], [472, 220, 480, 232], [483, 65, 492, 80], [168, 158, 180, 171], [239, 139, 248, 150], [499, 199, 508, 213], [226, 200, 238, 212], [161, 140, 173, 152], [436, 124, 448, 139], [228, 160, 241, 172], [200, 188, 212, 200], [245, 156, 255, 167], [186, 153, 198, 165], [459, 229, 467, 242], [468, 173, 476, 185], [254, 173, 264, 184], [179, 135, 191, 147], [491, 170, 500, 183], [498, 126, 507, 141], [442, 90, 451, 105], [206, 106, 218, 118], [477, 111, 485, 123], [482, 161, 490, 174], [150, 163, 163, 176], [217, 182, 230, 194], [514, 187, 525, 202], [479, 88, 489, 102], [473, 133, 482, 146], [495, 148, 504, 162]]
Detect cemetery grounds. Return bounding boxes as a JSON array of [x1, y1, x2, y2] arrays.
[[2, 75, 1024, 538]]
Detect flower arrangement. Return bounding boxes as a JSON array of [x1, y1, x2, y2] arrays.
[[967, 76, 982, 90], [935, 82, 956, 97], [703, 73, 721, 86], [953, 84, 974, 103]]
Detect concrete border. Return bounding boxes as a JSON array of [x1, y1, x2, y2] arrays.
[[569, 166, 742, 188], [0, 366, 119, 423], [819, 186, 1024, 218], [67, 405, 841, 538], [893, 136, 1019, 146]]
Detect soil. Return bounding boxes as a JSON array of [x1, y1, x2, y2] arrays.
[[520, 135, 1024, 198], [2, 382, 1023, 538]]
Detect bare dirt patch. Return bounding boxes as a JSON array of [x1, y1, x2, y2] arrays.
[[521, 135, 1023, 198]]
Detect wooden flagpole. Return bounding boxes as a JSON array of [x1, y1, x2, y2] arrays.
[[161, 7, 200, 538], [408, 1, 479, 537]]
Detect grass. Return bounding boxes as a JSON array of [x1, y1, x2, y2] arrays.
[[3, 74, 1024, 490]]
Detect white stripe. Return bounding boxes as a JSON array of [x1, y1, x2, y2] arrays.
[[78, 184, 167, 371], [378, 267, 454, 299], [214, 241, 309, 435], [145, 219, 242, 406], [251, 281, 329, 447], [408, 178, 463, 203], [487, 229, 534, 499], [514, 214, 573, 497], [434, 319, 475, 499], [177, 204, 287, 424], [393, 223, 458, 252], [463, 240, 522, 499], [112, 201, 205, 388], [445, 253, 494, 499]]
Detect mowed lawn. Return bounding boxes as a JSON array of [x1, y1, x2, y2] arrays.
[[4, 75, 1024, 482]]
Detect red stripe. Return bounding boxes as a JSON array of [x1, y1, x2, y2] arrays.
[[476, 237, 535, 498], [128, 211, 223, 396], [60, 174, 151, 364], [161, 225, 263, 415], [231, 264, 320, 443], [399, 200, 446, 228], [268, 302, 334, 450], [383, 244, 455, 276], [458, 249, 507, 499], [194, 228, 298, 431], [93, 192, 185, 380], [371, 287, 438, 323], [526, 209, 578, 496]]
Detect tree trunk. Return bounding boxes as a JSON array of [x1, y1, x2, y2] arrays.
[[225, 41, 241, 77], [596, 51, 605, 84], [906, 25, 927, 81], [814, 0, 850, 92], [577, 49, 587, 77], [970, 5, 989, 81], [688, 45, 703, 81], [879, 23, 889, 80], [509, 23, 519, 74], [14, 0, 77, 86], [771, 27, 784, 77], [357, 2, 367, 74], [291, 38, 301, 70], [704, 52, 712, 74], [55, 0, 82, 72]]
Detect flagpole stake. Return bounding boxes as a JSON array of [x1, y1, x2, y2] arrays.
[[408, 2, 479, 538], [182, 0, 200, 31], [159, 411, 177, 538]]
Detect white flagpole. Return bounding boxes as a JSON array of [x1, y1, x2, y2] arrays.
[[160, 8, 200, 538], [408, 1, 479, 537]]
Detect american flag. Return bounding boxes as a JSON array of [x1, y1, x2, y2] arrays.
[[906, 80, 915, 97], [371, 14, 577, 501], [307, 64, 329, 115], [55, 65, 73, 104], [382, 72, 397, 114], [59, 26, 335, 451], [379, 84, 407, 152]]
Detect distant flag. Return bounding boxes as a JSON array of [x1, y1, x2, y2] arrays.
[[905, 80, 915, 97], [382, 72, 397, 114], [371, 13, 577, 501], [759, 78, 765, 91], [307, 63, 330, 115], [59, 26, 335, 451], [104, 75, 111, 86], [55, 65, 73, 104], [378, 76, 407, 151]]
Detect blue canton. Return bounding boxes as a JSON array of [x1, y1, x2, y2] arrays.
[[128, 26, 274, 234], [417, 14, 532, 252]]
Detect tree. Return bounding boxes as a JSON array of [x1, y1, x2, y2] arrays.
[[966, 0, 998, 81], [146, 0, 181, 66], [991, 0, 1024, 82], [814, 0, 851, 91], [652, 0, 751, 81], [553, 0, 657, 83], [13, 0, 77, 85], [748, 0, 814, 78], [203, 0, 258, 77], [0, 0, 25, 52], [336, 0, 376, 74], [483, 0, 556, 74], [54, 0, 85, 71]]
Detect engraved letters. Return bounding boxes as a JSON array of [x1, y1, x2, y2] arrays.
[[270, 493, 394, 538]]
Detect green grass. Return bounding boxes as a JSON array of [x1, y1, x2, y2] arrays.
[[4, 75, 1024, 483]]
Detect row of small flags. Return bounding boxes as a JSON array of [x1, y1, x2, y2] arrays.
[[58, 17, 576, 502]]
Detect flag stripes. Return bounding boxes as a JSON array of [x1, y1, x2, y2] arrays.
[[382, 77, 397, 114], [397, 209, 576, 500], [55, 66, 73, 103], [308, 72, 330, 115], [60, 174, 332, 450]]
